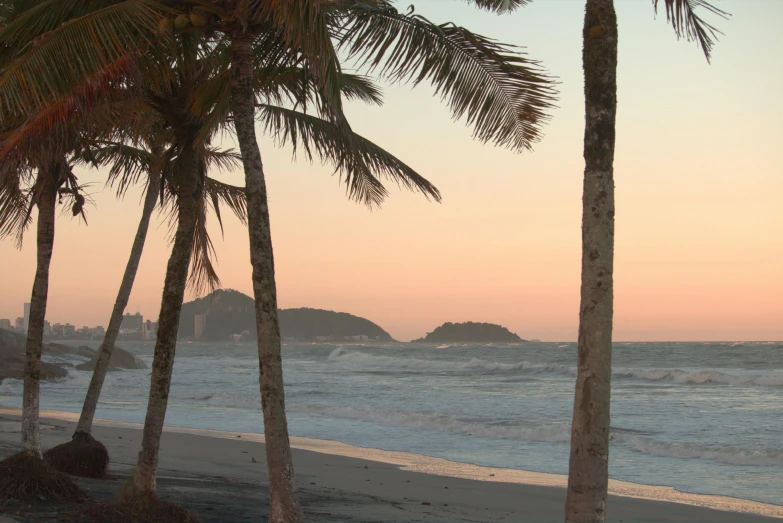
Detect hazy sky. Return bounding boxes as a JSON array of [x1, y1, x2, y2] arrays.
[[1, 0, 781, 342]]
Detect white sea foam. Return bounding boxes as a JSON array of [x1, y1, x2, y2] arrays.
[[328, 349, 783, 388]]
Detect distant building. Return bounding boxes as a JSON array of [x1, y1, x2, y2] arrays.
[[194, 314, 207, 339], [43, 320, 51, 337], [93, 325, 105, 338], [120, 313, 143, 338], [142, 320, 157, 340], [23, 302, 30, 332], [62, 323, 76, 337], [15, 317, 24, 331], [52, 323, 64, 336], [0, 319, 11, 330]]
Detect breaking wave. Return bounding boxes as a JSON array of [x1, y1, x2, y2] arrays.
[[327, 349, 783, 388], [290, 403, 783, 468], [288, 404, 572, 443]]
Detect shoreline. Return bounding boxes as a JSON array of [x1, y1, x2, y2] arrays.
[[1, 405, 781, 520]]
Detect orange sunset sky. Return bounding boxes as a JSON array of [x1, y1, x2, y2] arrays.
[[1, 0, 781, 342]]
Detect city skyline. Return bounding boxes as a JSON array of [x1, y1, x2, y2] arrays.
[[0, 1, 781, 342]]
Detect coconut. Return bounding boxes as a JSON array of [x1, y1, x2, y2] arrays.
[[189, 13, 207, 28], [174, 14, 190, 30]]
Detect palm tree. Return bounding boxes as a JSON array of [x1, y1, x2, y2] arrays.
[[219, 3, 556, 520], [0, 153, 90, 503], [42, 131, 246, 480], [469, 1, 727, 521]]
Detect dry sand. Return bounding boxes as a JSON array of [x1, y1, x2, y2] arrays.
[[0, 407, 780, 522]]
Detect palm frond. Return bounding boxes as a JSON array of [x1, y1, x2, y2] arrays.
[[0, 1, 166, 119], [188, 195, 220, 296], [336, 4, 557, 152], [652, 0, 729, 62], [0, 174, 32, 243], [205, 177, 248, 227], [258, 103, 441, 207], [460, 0, 532, 13]]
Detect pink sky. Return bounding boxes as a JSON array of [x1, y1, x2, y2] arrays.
[[1, 1, 781, 341]]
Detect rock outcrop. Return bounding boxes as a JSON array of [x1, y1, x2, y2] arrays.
[[0, 328, 146, 384]]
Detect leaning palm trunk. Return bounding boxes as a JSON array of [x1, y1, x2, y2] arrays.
[[21, 166, 59, 457], [229, 34, 304, 523], [131, 155, 200, 494], [565, 1, 618, 522], [75, 178, 159, 437]]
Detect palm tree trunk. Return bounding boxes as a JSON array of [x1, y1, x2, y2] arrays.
[[75, 178, 159, 437], [230, 33, 304, 523], [565, 2, 618, 523], [21, 166, 59, 458], [131, 157, 199, 494]]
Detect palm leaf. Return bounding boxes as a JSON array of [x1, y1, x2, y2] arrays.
[[0, 1, 167, 119], [336, 3, 557, 151], [652, 0, 729, 62], [258, 103, 441, 207], [460, 0, 532, 13]]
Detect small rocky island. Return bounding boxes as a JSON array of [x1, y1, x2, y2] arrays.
[[412, 322, 525, 343]]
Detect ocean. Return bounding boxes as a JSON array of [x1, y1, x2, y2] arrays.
[[1, 341, 781, 506]]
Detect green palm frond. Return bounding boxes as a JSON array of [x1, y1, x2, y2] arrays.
[[652, 0, 728, 62], [258, 103, 441, 207], [336, 3, 557, 152], [0, 1, 167, 119]]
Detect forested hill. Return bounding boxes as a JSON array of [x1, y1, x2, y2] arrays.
[[412, 322, 524, 343], [178, 289, 394, 341]]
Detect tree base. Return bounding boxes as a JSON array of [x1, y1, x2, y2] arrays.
[[44, 431, 110, 479], [82, 489, 200, 523], [0, 451, 87, 503]]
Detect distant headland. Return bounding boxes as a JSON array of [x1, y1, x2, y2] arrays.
[[412, 321, 525, 343], [178, 289, 394, 342]]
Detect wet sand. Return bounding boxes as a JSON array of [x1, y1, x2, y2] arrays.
[[0, 407, 780, 522]]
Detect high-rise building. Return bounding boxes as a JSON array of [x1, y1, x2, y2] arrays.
[[194, 314, 207, 339], [0, 319, 11, 330], [94, 325, 106, 338], [43, 320, 51, 337], [23, 302, 30, 331], [120, 312, 143, 337], [15, 317, 24, 331], [142, 320, 157, 340]]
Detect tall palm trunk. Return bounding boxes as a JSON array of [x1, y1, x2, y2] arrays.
[[21, 165, 59, 458], [229, 34, 304, 523], [565, 1, 618, 522], [131, 156, 199, 494], [75, 178, 159, 437]]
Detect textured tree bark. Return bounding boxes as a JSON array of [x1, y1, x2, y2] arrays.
[[565, 1, 618, 522], [132, 155, 199, 494], [75, 179, 158, 437], [230, 34, 305, 523], [21, 165, 59, 458]]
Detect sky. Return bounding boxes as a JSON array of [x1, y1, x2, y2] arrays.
[[1, 0, 781, 342]]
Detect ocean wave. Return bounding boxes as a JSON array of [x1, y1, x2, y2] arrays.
[[288, 403, 572, 443], [327, 348, 572, 376], [614, 368, 783, 388], [613, 434, 783, 467], [327, 349, 783, 388], [289, 402, 783, 468]]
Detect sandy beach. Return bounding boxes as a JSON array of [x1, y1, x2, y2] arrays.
[[0, 407, 780, 522]]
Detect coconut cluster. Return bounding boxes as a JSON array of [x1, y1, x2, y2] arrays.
[[158, 9, 210, 34]]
